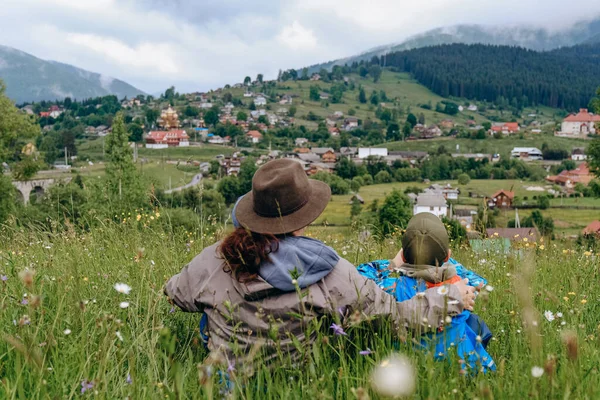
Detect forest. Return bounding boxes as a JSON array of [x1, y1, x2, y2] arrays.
[[375, 43, 600, 110]]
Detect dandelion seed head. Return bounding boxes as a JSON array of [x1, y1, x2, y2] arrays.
[[531, 366, 544, 378]]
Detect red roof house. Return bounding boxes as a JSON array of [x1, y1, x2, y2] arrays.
[[145, 130, 189, 148], [246, 130, 263, 144], [546, 163, 593, 189], [491, 122, 520, 135], [582, 221, 600, 236], [40, 112, 51, 117], [563, 109, 600, 123], [490, 190, 515, 209]]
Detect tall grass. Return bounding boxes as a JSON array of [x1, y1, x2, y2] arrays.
[[0, 219, 599, 399]]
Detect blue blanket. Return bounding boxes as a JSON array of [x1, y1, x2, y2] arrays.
[[357, 258, 495, 373]]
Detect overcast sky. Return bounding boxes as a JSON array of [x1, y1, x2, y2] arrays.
[[2, 0, 600, 94]]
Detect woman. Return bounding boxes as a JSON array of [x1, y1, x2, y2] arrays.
[[165, 159, 475, 366]]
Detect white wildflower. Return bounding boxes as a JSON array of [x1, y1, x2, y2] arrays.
[[63, 329, 72, 335], [544, 310, 555, 322], [437, 285, 449, 296], [371, 354, 416, 398], [114, 283, 132, 295], [556, 312, 563, 318], [485, 285, 494, 292], [116, 331, 124, 342], [531, 366, 544, 378], [119, 302, 130, 309]]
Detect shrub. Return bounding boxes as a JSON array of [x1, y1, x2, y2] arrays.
[[457, 173, 471, 185]]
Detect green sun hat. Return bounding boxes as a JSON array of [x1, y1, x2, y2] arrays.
[[402, 213, 449, 266]]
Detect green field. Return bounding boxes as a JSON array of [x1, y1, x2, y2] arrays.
[[317, 180, 600, 236], [381, 136, 590, 158], [2, 217, 600, 398]]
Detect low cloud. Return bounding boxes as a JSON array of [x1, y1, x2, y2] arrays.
[[1, 0, 599, 94]]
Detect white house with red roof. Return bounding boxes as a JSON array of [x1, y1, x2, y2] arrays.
[[246, 130, 263, 144], [145, 130, 189, 149], [490, 122, 520, 135], [556, 109, 600, 138]]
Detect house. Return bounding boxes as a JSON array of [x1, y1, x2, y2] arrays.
[[467, 104, 478, 112], [319, 92, 330, 100], [333, 111, 344, 118], [84, 126, 97, 135], [279, 95, 293, 105], [358, 148, 388, 159], [419, 125, 442, 139], [311, 147, 335, 157], [452, 208, 477, 230], [328, 127, 340, 136], [221, 155, 243, 176], [49, 105, 63, 118], [571, 147, 587, 161], [243, 91, 254, 98], [254, 96, 267, 107], [582, 221, 600, 236], [321, 149, 337, 163], [510, 147, 543, 161], [21, 105, 34, 115], [490, 190, 515, 209], [208, 136, 228, 145], [96, 125, 109, 136], [326, 115, 341, 127], [40, 111, 51, 118], [343, 117, 359, 131], [200, 102, 213, 109], [310, 73, 321, 81], [555, 109, 600, 138], [307, 162, 335, 175], [295, 138, 309, 147], [413, 193, 448, 218], [246, 130, 263, 144], [297, 153, 322, 163], [491, 122, 520, 135], [340, 147, 358, 157], [426, 183, 459, 200], [440, 120, 454, 129], [145, 130, 190, 149], [546, 163, 593, 189]]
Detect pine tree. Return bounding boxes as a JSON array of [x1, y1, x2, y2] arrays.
[[105, 113, 137, 196]]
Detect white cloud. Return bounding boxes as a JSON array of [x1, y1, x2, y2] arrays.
[[66, 33, 179, 74], [0, 0, 599, 94], [277, 21, 318, 50]]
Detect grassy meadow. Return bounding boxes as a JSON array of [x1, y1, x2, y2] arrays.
[[1, 218, 599, 399]]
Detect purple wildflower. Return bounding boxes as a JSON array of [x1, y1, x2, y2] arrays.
[[338, 306, 346, 317], [359, 349, 372, 356], [126, 374, 132, 385], [227, 360, 235, 373], [330, 323, 347, 336], [169, 307, 176, 314], [1, 275, 7, 281], [21, 299, 28, 305], [80, 380, 94, 394]]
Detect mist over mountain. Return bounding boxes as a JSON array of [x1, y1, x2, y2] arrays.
[[0, 45, 145, 104], [307, 17, 600, 72]]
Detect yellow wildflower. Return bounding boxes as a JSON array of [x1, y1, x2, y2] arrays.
[[584, 251, 592, 257], [523, 238, 528, 242], [563, 297, 569, 302], [155, 212, 161, 218], [568, 292, 576, 296], [136, 214, 142, 221], [539, 245, 545, 250], [581, 299, 587, 304]]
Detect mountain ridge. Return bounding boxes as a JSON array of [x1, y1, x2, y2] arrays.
[[0, 45, 145, 103], [306, 17, 600, 73]]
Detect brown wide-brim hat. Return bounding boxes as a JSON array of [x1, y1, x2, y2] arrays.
[[235, 159, 331, 235]]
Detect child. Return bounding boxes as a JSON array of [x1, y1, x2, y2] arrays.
[[357, 212, 495, 373]]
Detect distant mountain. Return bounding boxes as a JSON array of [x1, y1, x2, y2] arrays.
[[307, 17, 600, 72], [0, 45, 145, 103]]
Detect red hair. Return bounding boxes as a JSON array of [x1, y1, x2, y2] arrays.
[[219, 227, 279, 282]]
